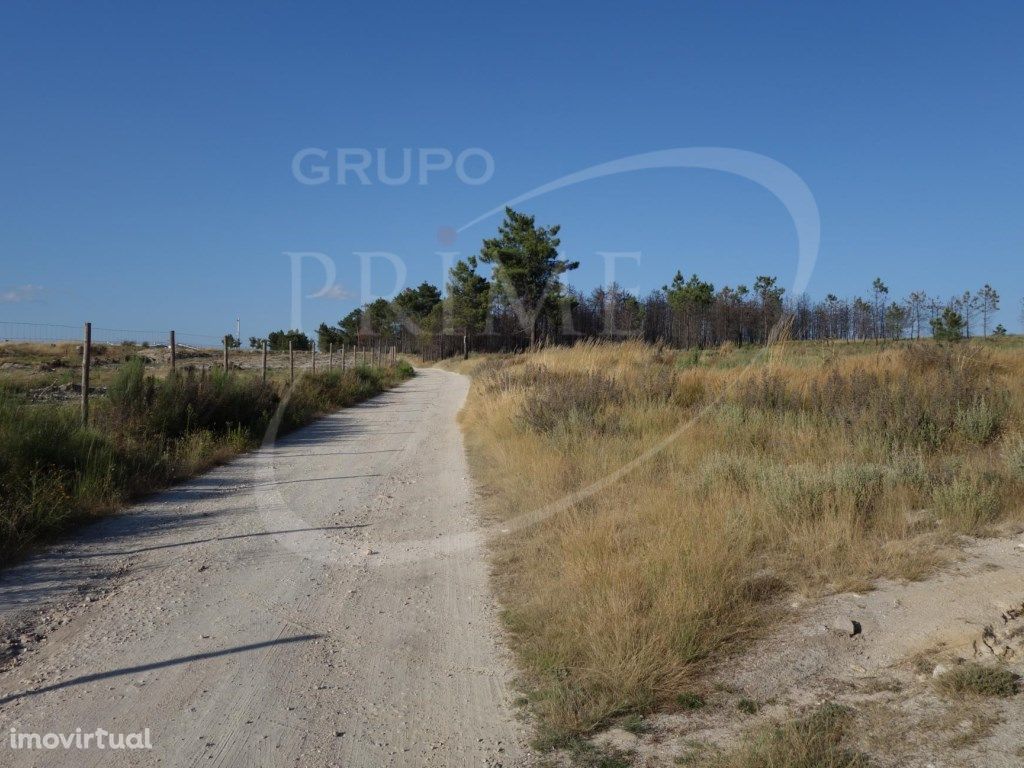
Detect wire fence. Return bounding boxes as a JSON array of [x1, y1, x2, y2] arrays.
[[0, 321, 223, 349]]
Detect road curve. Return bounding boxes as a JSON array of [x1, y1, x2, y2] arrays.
[[0, 368, 530, 767]]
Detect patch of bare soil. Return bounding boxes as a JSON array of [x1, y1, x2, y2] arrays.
[[587, 529, 1024, 767]]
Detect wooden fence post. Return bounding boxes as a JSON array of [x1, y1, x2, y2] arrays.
[[81, 321, 91, 425], [223, 337, 229, 371], [289, 341, 294, 384], [341, 343, 346, 372], [329, 343, 333, 370], [311, 342, 316, 373], [169, 330, 176, 371], [261, 340, 268, 382]]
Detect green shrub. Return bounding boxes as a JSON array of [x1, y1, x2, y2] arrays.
[[106, 356, 152, 420], [736, 698, 760, 715], [935, 663, 1018, 698], [711, 703, 868, 768], [954, 397, 1003, 444], [518, 366, 623, 434], [675, 692, 705, 710], [1002, 435, 1024, 478], [932, 477, 1002, 531]]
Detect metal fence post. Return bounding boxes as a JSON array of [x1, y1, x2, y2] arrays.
[[81, 321, 91, 425]]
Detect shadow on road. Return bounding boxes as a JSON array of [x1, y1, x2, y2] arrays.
[[0, 634, 323, 706]]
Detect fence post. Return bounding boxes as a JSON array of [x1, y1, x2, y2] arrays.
[[289, 341, 294, 384], [341, 343, 346, 372], [169, 330, 176, 371], [81, 322, 91, 425], [311, 342, 316, 373], [261, 340, 268, 382], [223, 337, 229, 371], [329, 343, 333, 370], [463, 333, 468, 360]]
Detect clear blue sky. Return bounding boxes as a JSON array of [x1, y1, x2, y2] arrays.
[[2, 1, 1021, 339]]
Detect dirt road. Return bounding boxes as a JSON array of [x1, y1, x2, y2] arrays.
[[0, 368, 529, 766]]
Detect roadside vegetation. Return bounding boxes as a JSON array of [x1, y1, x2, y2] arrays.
[[934, 663, 1019, 699], [450, 336, 1024, 743], [0, 356, 414, 561], [709, 703, 868, 768]]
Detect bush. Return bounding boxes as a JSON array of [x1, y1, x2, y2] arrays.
[[518, 365, 623, 434], [932, 477, 1002, 531], [1002, 435, 1024, 478], [935, 663, 1018, 698], [106, 357, 152, 420], [676, 692, 705, 710], [711, 703, 868, 768], [954, 397, 1003, 445]]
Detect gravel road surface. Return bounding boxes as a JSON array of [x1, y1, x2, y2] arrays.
[[0, 368, 529, 767]]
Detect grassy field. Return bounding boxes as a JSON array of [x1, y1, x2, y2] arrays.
[[446, 337, 1024, 744], [0, 341, 323, 393], [0, 353, 414, 561]]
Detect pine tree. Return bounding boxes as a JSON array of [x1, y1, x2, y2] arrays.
[[977, 284, 1000, 338], [446, 256, 491, 344], [478, 208, 578, 346], [930, 307, 966, 342]]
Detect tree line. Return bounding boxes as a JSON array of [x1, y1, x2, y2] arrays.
[[259, 208, 1012, 355]]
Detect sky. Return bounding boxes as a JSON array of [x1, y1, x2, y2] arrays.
[[1, 1, 1022, 341]]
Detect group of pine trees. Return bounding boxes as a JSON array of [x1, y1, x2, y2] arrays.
[[260, 208, 1011, 354]]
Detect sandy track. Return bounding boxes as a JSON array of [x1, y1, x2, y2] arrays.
[[0, 368, 529, 767]]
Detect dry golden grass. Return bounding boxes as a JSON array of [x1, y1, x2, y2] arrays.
[[449, 338, 1024, 742]]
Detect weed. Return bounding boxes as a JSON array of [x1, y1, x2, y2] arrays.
[[676, 692, 706, 710], [931, 477, 1002, 531], [710, 703, 868, 768], [736, 698, 760, 715], [935, 663, 1019, 698], [619, 713, 649, 734], [1002, 434, 1024, 478]]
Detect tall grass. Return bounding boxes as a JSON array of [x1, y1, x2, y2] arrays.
[[0, 360, 413, 561], [452, 339, 1024, 741]]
